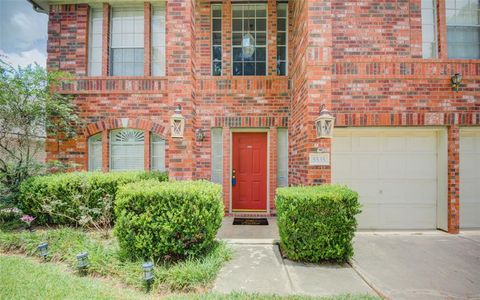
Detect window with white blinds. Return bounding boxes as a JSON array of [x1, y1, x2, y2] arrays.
[[151, 4, 166, 76], [211, 128, 223, 184], [110, 129, 145, 171], [151, 134, 166, 171], [446, 0, 480, 59], [88, 8, 103, 76], [88, 133, 103, 171], [277, 128, 288, 187], [110, 6, 144, 76]]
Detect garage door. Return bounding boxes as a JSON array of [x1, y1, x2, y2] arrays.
[[460, 129, 480, 229], [332, 129, 440, 230]]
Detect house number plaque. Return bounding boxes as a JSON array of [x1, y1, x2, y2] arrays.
[[309, 153, 330, 166]]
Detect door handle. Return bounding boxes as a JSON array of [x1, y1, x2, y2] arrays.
[[232, 169, 237, 186]]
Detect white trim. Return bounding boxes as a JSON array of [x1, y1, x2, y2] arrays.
[[229, 128, 270, 214]]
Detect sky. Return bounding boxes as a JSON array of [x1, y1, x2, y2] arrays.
[[0, 0, 48, 68]]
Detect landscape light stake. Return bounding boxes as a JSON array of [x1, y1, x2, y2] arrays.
[[76, 252, 89, 275], [142, 262, 155, 292], [37, 242, 48, 261]]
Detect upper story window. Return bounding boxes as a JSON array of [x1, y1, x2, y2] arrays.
[[232, 4, 267, 76], [421, 0, 438, 58], [446, 0, 480, 59], [277, 3, 288, 75], [152, 4, 166, 76], [88, 8, 103, 76], [110, 6, 144, 76], [212, 4, 222, 76]]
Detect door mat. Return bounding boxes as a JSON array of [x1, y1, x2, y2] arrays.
[[233, 218, 269, 226]]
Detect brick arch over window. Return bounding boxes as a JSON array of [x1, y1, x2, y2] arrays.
[[83, 118, 168, 139], [83, 118, 168, 172]]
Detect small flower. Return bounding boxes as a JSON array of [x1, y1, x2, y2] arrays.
[[20, 215, 35, 225]]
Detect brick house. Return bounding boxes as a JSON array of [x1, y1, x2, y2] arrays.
[[29, 0, 479, 233]]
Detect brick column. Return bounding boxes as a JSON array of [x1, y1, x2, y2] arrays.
[[144, 130, 151, 171], [144, 2, 152, 76], [101, 130, 109, 172], [222, 127, 231, 212], [267, 0, 277, 75], [447, 125, 460, 233], [269, 127, 278, 212], [101, 3, 110, 76], [289, 0, 333, 185], [166, 0, 196, 180], [222, 0, 232, 75], [437, 0, 448, 59]]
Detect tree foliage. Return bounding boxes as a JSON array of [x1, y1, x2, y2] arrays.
[[0, 59, 81, 205]]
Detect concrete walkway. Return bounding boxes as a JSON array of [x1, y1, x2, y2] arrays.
[[213, 244, 375, 297]]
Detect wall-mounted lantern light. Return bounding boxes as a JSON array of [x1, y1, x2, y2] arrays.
[[76, 252, 89, 272], [195, 129, 205, 142], [451, 73, 462, 92], [142, 261, 154, 291], [37, 242, 48, 261], [315, 105, 335, 139], [170, 105, 185, 138]]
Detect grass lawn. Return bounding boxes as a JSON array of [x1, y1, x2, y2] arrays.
[[0, 228, 378, 300], [0, 255, 377, 300], [0, 255, 149, 300], [0, 228, 232, 293]]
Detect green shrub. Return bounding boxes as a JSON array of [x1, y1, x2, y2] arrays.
[[114, 180, 223, 261], [276, 185, 361, 263], [17, 171, 168, 226]]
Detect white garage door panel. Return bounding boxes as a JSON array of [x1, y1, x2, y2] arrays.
[[460, 130, 480, 228], [333, 130, 438, 230]]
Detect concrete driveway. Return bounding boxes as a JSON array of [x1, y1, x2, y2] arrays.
[[352, 231, 480, 299], [215, 226, 480, 299]]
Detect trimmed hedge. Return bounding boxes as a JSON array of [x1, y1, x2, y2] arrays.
[[276, 185, 361, 263], [114, 180, 223, 261], [18, 171, 168, 225]]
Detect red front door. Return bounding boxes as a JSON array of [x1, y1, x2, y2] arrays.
[[232, 132, 268, 211]]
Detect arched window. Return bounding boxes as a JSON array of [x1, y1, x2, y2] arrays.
[[110, 129, 145, 171], [151, 134, 166, 171], [88, 133, 103, 171]]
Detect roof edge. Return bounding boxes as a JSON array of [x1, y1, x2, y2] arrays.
[[27, 0, 48, 14]]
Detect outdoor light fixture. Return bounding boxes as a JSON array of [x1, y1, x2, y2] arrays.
[[142, 262, 154, 291], [242, 2, 256, 58], [451, 73, 462, 92], [195, 128, 205, 141], [170, 105, 185, 138], [37, 242, 48, 261], [76, 252, 89, 271], [315, 105, 335, 139], [242, 32, 255, 58]]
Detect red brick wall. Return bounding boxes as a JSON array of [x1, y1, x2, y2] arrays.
[[332, 0, 422, 59], [47, 4, 89, 75], [46, 0, 480, 232]]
